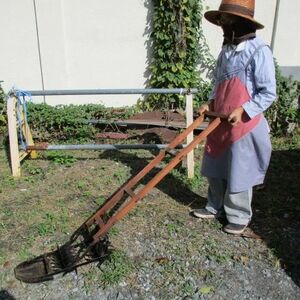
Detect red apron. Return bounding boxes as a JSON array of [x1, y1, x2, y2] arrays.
[[205, 46, 265, 158]]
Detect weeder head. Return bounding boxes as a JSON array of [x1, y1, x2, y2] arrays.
[[14, 235, 110, 283]]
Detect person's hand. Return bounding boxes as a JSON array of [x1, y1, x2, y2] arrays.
[[199, 100, 214, 115], [199, 103, 209, 115], [228, 107, 244, 126]]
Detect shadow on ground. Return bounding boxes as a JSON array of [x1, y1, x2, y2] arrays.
[[250, 149, 300, 287], [98, 149, 206, 210], [0, 290, 16, 300], [99, 148, 300, 288]]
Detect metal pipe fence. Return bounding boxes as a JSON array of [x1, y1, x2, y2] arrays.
[[8, 88, 197, 177], [25, 88, 198, 96]]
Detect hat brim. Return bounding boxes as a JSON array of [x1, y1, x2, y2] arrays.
[[204, 10, 264, 30]]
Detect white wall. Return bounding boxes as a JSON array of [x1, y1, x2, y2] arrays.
[[0, 0, 150, 106], [271, 0, 300, 78], [0, 0, 42, 91], [0, 0, 299, 106]]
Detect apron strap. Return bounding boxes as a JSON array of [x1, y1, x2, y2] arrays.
[[244, 44, 269, 69]]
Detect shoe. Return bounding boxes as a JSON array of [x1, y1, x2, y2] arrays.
[[223, 223, 247, 235], [192, 208, 216, 219]]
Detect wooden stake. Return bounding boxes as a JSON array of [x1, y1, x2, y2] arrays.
[[186, 93, 194, 178], [7, 96, 21, 177], [19, 105, 37, 159]]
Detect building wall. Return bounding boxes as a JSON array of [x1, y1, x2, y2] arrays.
[[0, 0, 299, 106], [0, 0, 150, 105]]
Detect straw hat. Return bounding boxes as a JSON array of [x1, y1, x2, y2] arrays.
[[204, 0, 264, 30]]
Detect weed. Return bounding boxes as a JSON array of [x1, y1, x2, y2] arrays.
[[1, 176, 16, 188], [37, 221, 55, 237], [77, 180, 86, 190], [93, 196, 106, 206], [24, 176, 36, 183], [0, 249, 7, 265], [37, 209, 71, 236], [23, 162, 43, 176], [46, 151, 77, 166], [203, 237, 231, 264], [113, 169, 127, 184], [108, 226, 120, 237], [166, 223, 178, 235], [99, 250, 134, 287], [182, 281, 194, 295], [82, 190, 92, 197], [18, 247, 31, 261], [2, 207, 13, 218], [208, 220, 223, 230]]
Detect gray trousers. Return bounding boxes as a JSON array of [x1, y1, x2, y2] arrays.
[[205, 177, 253, 225]]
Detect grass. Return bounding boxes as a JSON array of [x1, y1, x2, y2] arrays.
[[99, 250, 134, 287], [0, 131, 299, 296]]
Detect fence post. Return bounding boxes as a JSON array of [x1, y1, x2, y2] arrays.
[[186, 93, 194, 178], [7, 96, 21, 177]]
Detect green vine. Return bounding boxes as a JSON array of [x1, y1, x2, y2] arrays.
[[142, 0, 214, 110]]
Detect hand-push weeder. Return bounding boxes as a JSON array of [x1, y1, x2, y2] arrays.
[[14, 111, 225, 283]]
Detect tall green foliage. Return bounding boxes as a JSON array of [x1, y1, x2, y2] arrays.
[[143, 0, 214, 110], [265, 61, 300, 136]]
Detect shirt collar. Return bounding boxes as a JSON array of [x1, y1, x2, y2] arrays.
[[224, 40, 247, 52]]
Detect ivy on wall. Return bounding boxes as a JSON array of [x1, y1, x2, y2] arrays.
[[142, 0, 215, 110]]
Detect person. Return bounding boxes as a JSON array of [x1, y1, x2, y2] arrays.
[[192, 0, 276, 235]]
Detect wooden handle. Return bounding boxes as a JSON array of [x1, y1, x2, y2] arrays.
[[204, 111, 228, 120]]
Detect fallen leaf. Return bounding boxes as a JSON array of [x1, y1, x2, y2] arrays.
[[155, 256, 169, 264], [3, 260, 11, 268], [199, 285, 214, 295]]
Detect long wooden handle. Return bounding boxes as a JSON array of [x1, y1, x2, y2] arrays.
[[204, 111, 228, 120]]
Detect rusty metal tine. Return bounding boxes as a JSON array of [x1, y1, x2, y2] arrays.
[[92, 117, 221, 241], [85, 114, 206, 227]]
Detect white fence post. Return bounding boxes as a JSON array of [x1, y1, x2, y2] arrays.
[[186, 93, 194, 178], [7, 96, 21, 177]]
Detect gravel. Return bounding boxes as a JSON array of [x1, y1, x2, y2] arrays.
[[1, 193, 299, 300]]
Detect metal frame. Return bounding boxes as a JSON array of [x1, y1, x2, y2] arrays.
[[7, 88, 197, 177]]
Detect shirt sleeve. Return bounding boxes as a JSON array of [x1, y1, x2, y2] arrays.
[[242, 46, 277, 119]]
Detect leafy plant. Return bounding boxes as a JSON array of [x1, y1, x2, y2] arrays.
[[99, 250, 134, 287], [141, 0, 215, 110], [265, 61, 300, 136], [46, 151, 77, 166], [27, 103, 136, 142]]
